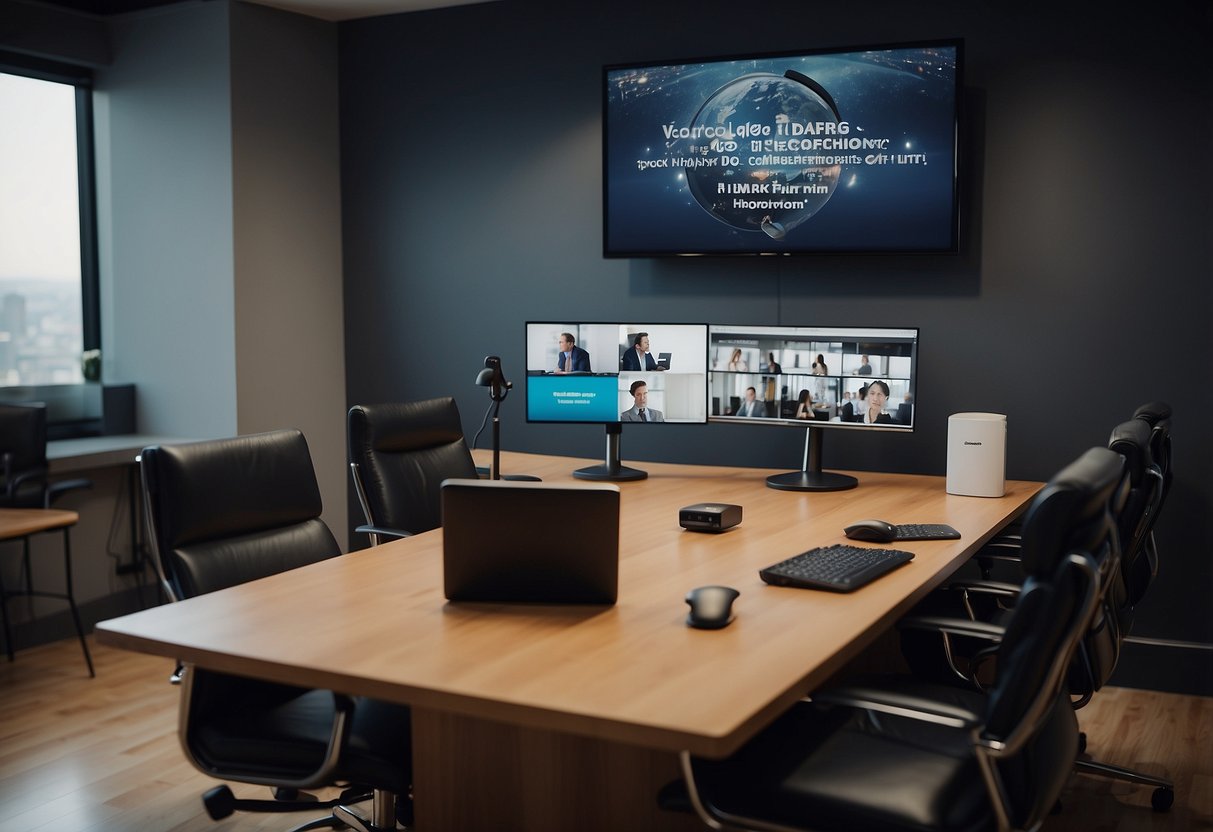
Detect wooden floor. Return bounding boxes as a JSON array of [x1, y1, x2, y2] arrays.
[[0, 637, 1209, 832]]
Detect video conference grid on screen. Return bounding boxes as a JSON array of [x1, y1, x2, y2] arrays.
[[708, 325, 918, 429], [525, 323, 709, 424]]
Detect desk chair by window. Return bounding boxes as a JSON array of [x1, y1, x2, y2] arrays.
[[0, 402, 93, 675], [347, 398, 478, 546], [666, 446, 1121, 832], [141, 429, 412, 831]]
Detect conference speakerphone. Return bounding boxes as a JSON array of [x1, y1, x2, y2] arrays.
[[680, 503, 742, 533]]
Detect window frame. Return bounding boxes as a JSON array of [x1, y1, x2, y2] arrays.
[[1, 52, 103, 435]]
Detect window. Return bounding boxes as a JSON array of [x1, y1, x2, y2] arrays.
[[0, 69, 98, 387]]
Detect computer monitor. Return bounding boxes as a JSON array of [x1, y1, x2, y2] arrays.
[[708, 325, 919, 491], [526, 322, 709, 480]]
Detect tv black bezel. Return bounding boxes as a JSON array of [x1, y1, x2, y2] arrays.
[[602, 38, 963, 258]]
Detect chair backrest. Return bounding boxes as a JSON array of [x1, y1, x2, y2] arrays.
[[347, 398, 479, 536], [140, 429, 341, 601], [1133, 400, 1173, 507], [981, 446, 1123, 826], [0, 402, 49, 507], [1107, 418, 1163, 608]]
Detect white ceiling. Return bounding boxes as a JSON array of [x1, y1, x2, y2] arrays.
[[242, 0, 495, 22]]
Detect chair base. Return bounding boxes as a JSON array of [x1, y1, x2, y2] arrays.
[[203, 785, 408, 830], [1074, 758, 1174, 811]]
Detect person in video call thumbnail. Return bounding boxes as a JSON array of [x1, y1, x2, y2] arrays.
[[793, 389, 813, 420], [622, 332, 665, 371], [555, 331, 591, 373], [856, 354, 872, 375], [860, 379, 894, 424], [620, 380, 663, 422], [736, 387, 763, 417]]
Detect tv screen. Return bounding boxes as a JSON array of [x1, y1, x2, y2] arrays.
[[603, 40, 961, 256], [708, 325, 918, 430], [525, 323, 708, 424]]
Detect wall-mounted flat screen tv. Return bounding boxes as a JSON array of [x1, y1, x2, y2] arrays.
[[603, 40, 962, 256]]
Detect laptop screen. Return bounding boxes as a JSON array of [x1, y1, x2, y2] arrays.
[[441, 479, 621, 604]]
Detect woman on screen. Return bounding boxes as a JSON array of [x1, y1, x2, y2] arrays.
[[860, 380, 894, 425], [727, 348, 748, 372], [811, 354, 828, 375], [793, 389, 813, 420]]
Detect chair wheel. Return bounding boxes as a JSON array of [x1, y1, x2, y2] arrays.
[[274, 787, 300, 801], [203, 785, 236, 820], [1151, 787, 1174, 812]]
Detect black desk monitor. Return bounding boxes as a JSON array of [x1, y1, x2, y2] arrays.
[[525, 322, 708, 481], [709, 325, 919, 491]]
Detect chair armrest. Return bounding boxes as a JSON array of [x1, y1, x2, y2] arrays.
[[8, 465, 48, 495], [46, 477, 93, 506], [943, 579, 1022, 599], [897, 614, 1006, 643], [811, 684, 983, 730], [355, 524, 412, 541]]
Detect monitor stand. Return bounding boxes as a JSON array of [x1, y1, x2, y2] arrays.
[[766, 425, 857, 492], [574, 423, 647, 481]]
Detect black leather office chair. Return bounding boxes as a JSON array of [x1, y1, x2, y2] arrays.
[[347, 398, 479, 545], [908, 420, 1175, 810], [141, 429, 412, 831], [665, 446, 1121, 832], [0, 402, 94, 675], [1129, 401, 1172, 606]]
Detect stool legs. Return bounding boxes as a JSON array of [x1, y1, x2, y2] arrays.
[[62, 528, 95, 678], [0, 529, 95, 677]]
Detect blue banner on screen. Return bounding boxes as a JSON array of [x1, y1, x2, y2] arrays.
[[528, 375, 618, 422], [603, 41, 961, 256]]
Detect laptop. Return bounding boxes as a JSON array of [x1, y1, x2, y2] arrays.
[[657, 352, 672, 369], [441, 479, 621, 604]]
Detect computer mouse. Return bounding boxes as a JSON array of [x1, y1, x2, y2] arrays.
[[843, 519, 899, 543], [685, 585, 740, 629]]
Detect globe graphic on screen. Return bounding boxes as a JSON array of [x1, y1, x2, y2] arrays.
[[685, 71, 843, 240]]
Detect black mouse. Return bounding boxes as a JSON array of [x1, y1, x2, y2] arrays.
[[843, 519, 899, 543], [685, 585, 739, 629]]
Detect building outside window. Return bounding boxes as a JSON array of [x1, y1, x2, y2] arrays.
[[0, 70, 96, 387]]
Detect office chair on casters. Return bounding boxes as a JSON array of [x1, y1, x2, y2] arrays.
[[140, 429, 413, 831], [906, 423, 1175, 811], [347, 398, 479, 546], [0, 402, 94, 676], [663, 446, 1122, 832]]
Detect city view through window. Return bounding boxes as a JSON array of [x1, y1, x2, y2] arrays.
[[0, 72, 85, 386]]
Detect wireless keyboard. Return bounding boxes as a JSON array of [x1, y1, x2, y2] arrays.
[[759, 544, 914, 592], [894, 523, 960, 541]]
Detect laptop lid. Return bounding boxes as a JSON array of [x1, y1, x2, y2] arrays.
[[657, 352, 671, 369], [441, 479, 621, 604]]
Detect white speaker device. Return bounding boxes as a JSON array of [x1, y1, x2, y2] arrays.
[[946, 413, 1007, 497]]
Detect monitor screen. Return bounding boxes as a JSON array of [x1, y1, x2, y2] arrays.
[[525, 323, 709, 425], [708, 325, 918, 430], [603, 40, 962, 256]]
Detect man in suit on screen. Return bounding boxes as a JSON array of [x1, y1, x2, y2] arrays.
[[621, 332, 664, 372], [555, 332, 591, 373], [620, 380, 663, 422]]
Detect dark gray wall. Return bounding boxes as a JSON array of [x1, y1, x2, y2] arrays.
[[339, 0, 1212, 692]]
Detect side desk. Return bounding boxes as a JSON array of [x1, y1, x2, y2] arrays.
[[47, 434, 194, 592], [96, 451, 1041, 831]]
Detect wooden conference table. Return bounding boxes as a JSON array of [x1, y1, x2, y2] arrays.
[[96, 451, 1040, 831]]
